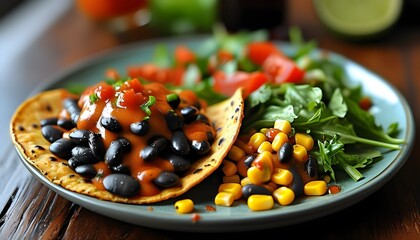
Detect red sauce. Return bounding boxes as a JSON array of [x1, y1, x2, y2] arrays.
[[70, 78, 214, 197]]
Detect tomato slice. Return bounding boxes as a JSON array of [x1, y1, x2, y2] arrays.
[[246, 42, 283, 65], [213, 71, 268, 98], [262, 54, 305, 83]]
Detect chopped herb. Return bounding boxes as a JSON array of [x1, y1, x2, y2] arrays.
[[89, 93, 99, 104]]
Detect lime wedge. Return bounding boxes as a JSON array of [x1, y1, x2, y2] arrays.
[[313, 0, 403, 40]]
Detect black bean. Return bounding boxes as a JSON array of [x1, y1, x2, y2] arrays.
[[140, 146, 159, 162], [278, 142, 293, 163], [171, 131, 190, 155], [69, 129, 91, 146], [130, 120, 150, 136], [111, 164, 130, 175], [289, 166, 304, 198], [75, 164, 97, 179], [67, 157, 83, 170], [166, 94, 180, 109], [206, 131, 215, 143], [242, 184, 271, 199], [305, 155, 318, 178], [72, 146, 99, 164], [57, 118, 74, 130], [195, 114, 210, 125], [41, 125, 63, 143], [49, 138, 76, 159], [88, 133, 105, 161], [243, 154, 257, 168], [191, 140, 211, 155], [63, 98, 80, 125], [100, 116, 122, 132], [165, 111, 184, 131], [118, 137, 131, 152], [105, 139, 125, 166], [163, 153, 191, 172], [153, 170, 179, 188], [40, 117, 58, 127], [103, 174, 140, 197], [149, 136, 168, 150], [180, 106, 198, 123]]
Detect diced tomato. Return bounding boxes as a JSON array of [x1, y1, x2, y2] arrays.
[[174, 45, 196, 67], [128, 64, 159, 81], [117, 89, 142, 108], [246, 42, 283, 65], [127, 64, 185, 86], [262, 54, 305, 83], [119, 78, 144, 92], [213, 71, 268, 98], [105, 68, 120, 80], [95, 83, 115, 101]]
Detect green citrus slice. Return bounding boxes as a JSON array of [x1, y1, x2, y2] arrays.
[[313, 0, 403, 39]]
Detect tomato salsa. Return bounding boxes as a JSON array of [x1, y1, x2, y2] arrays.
[[44, 78, 216, 198]]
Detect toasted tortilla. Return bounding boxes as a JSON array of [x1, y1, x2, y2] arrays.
[[10, 88, 244, 204]]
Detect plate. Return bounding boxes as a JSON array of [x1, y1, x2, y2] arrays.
[[16, 35, 415, 232]]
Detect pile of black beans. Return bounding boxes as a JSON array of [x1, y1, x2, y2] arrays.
[[40, 96, 214, 198]]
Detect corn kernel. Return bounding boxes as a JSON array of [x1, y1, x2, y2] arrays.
[[218, 183, 242, 200], [259, 128, 268, 134], [240, 177, 252, 186], [257, 141, 272, 153], [248, 132, 267, 151], [248, 152, 273, 184], [293, 144, 308, 162], [247, 195, 274, 211], [223, 174, 241, 184], [304, 180, 327, 196], [295, 133, 314, 151], [234, 138, 254, 155], [215, 192, 234, 206], [273, 187, 295, 206], [271, 168, 293, 186], [227, 145, 245, 161], [274, 119, 292, 135], [222, 160, 237, 176], [174, 199, 194, 213], [271, 132, 289, 152]]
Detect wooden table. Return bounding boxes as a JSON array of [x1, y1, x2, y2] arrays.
[[1, 1, 419, 239]]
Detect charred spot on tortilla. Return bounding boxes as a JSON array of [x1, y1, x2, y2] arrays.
[[10, 84, 244, 204]]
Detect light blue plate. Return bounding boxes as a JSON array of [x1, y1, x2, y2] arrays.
[[17, 35, 415, 232]]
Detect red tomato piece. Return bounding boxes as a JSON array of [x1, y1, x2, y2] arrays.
[[262, 54, 305, 84], [246, 42, 283, 65], [174, 45, 196, 67], [119, 78, 144, 92], [95, 83, 115, 101], [117, 89, 141, 108], [213, 71, 268, 98]]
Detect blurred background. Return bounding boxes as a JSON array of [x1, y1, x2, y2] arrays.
[[0, 0, 419, 154]]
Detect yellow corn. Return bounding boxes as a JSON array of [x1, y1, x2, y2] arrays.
[[257, 141, 272, 153], [240, 177, 252, 186], [274, 119, 292, 135], [293, 144, 308, 162], [215, 192, 234, 206], [174, 199, 195, 213], [227, 145, 245, 162], [248, 132, 267, 151], [304, 180, 327, 196], [271, 168, 293, 186], [271, 132, 289, 152], [223, 174, 241, 184], [260, 128, 268, 134], [247, 195, 274, 211], [218, 183, 242, 200], [295, 133, 314, 151], [273, 187, 295, 206], [247, 151, 273, 184], [222, 160, 237, 176]]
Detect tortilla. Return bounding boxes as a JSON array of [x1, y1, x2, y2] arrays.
[[10, 88, 244, 204]]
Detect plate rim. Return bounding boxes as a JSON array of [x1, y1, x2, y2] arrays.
[[14, 35, 416, 232]]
